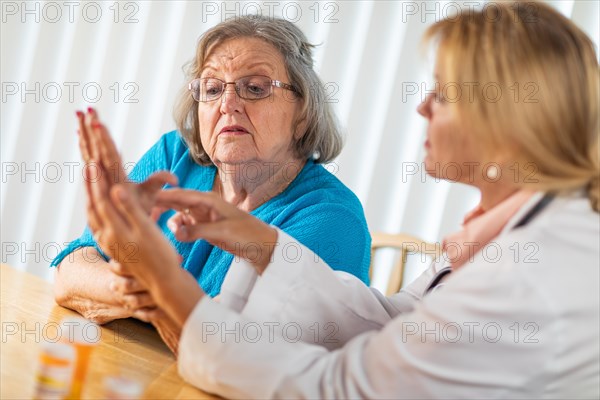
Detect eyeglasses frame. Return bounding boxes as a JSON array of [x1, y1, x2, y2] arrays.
[[188, 75, 298, 102]]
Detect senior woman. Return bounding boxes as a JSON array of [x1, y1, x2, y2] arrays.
[[81, 1, 598, 398], [51, 16, 371, 350]]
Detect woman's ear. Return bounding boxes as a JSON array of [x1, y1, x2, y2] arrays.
[[291, 95, 308, 141], [294, 117, 308, 140], [481, 146, 517, 181]]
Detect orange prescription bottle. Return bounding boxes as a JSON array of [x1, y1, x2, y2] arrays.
[[33, 341, 75, 400], [59, 317, 100, 399]]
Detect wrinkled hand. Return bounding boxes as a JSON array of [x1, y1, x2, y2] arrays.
[[108, 260, 157, 313], [76, 108, 179, 285], [76, 108, 178, 223], [156, 189, 278, 273], [76, 110, 202, 328], [85, 180, 181, 293], [83, 169, 202, 327]]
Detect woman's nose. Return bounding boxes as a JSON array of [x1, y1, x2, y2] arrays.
[[219, 87, 244, 114], [417, 94, 432, 118]]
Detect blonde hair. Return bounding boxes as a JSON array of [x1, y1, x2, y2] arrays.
[[173, 15, 343, 165], [425, 1, 599, 211]]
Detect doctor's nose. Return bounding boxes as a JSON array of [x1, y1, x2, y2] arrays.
[[417, 93, 433, 118]]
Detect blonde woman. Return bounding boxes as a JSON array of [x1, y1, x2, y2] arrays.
[[83, 1, 598, 398]]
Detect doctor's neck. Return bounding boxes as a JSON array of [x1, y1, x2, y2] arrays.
[[477, 181, 520, 212]]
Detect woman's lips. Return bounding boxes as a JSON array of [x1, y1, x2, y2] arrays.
[[220, 125, 249, 136], [425, 139, 431, 149], [220, 131, 248, 136]]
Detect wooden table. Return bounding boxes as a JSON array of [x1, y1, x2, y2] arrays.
[[0, 264, 217, 399]]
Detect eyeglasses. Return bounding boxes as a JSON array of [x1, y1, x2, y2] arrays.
[[189, 75, 297, 102]]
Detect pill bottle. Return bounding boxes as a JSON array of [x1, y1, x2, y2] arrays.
[[33, 341, 75, 400], [59, 317, 100, 399]]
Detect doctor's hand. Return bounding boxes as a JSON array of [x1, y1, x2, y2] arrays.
[[156, 189, 278, 274], [108, 259, 186, 355], [132, 306, 182, 356]]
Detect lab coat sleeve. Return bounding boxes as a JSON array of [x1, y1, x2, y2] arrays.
[[217, 229, 440, 348], [217, 257, 259, 313], [178, 231, 556, 399], [238, 229, 429, 348], [178, 258, 555, 400]]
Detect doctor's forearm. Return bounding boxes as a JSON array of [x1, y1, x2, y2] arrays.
[[149, 267, 205, 328]]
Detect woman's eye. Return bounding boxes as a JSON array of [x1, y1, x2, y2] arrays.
[[246, 84, 266, 96], [206, 86, 222, 96]]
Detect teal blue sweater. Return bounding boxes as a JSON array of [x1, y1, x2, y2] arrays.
[[51, 131, 371, 296]]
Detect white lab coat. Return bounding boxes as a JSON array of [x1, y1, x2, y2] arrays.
[[178, 192, 600, 399]]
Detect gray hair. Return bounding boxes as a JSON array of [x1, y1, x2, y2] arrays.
[[173, 15, 343, 165]]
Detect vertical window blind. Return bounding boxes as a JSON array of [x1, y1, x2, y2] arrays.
[[1, 1, 597, 290]]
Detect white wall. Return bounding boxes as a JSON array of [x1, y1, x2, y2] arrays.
[[1, 1, 598, 289]]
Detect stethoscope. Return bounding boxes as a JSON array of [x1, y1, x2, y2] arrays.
[[424, 194, 555, 295]]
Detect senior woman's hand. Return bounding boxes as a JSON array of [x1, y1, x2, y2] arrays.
[[78, 112, 203, 347], [76, 109, 178, 218], [84, 158, 203, 328], [156, 189, 278, 274], [107, 260, 157, 312], [76, 111, 178, 319], [53, 110, 177, 326]]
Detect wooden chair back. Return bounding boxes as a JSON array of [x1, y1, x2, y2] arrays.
[[370, 233, 442, 295]]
